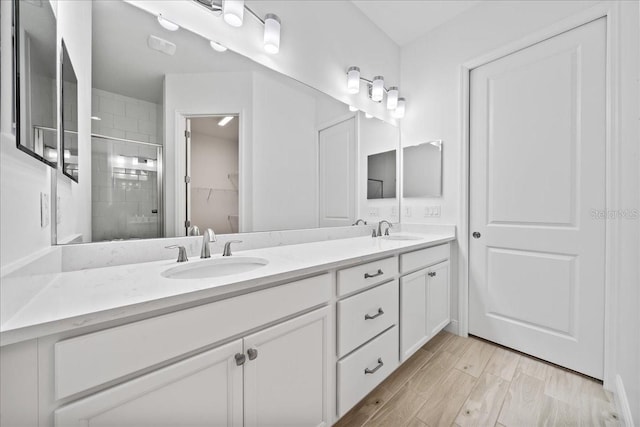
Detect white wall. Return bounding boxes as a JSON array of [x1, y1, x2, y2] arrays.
[[126, 0, 400, 123]]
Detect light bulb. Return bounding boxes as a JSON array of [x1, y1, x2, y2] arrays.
[[365, 112, 373, 119], [349, 105, 358, 112], [64, 150, 71, 159], [393, 98, 406, 119], [223, 0, 244, 27], [264, 14, 281, 54], [132, 157, 138, 165], [210, 40, 227, 52], [371, 76, 384, 102], [347, 66, 360, 94], [387, 86, 399, 110], [157, 14, 179, 31]]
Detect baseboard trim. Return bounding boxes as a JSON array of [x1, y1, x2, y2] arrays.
[[445, 320, 459, 335], [615, 374, 635, 427]]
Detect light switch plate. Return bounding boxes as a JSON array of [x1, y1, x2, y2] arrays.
[[368, 207, 379, 217], [404, 206, 412, 217], [40, 192, 50, 227], [424, 205, 441, 218]]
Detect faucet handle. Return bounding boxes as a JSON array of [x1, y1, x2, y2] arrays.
[[223, 240, 243, 257], [165, 245, 188, 263]]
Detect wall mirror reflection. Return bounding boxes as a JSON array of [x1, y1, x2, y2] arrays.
[[403, 140, 443, 198], [54, 0, 400, 244], [12, 0, 58, 167], [367, 150, 397, 199], [62, 41, 79, 182]]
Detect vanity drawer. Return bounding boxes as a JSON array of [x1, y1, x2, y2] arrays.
[[400, 243, 449, 273], [337, 256, 398, 297], [54, 274, 330, 400], [337, 280, 398, 357], [337, 326, 399, 416]]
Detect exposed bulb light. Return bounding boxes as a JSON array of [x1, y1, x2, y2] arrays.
[[64, 150, 71, 159], [371, 76, 384, 102], [263, 14, 281, 54], [157, 14, 180, 31], [91, 116, 101, 121], [45, 148, 57, 160], [218, 116, 234, 126], [210, 40, 228, 52], [386, 86, 399, 110], [116, 156, 125, 165], [393, 97, 406, 119], [132, 157, 139, 165], [365, 113, 373, 119], [222, 0, 244, 27], [147, 159, 154, 167], [349, 105, 358, 112], [347, 66, 360, 94]]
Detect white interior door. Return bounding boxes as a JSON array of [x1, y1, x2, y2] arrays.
[[318, 118, 356, 227], [185, 117, 192, 235], [469, 18, 606, 379]]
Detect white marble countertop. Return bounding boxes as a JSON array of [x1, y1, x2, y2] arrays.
[[0, 232, 454, 346]]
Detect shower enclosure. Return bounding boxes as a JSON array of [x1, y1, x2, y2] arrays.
[[91, 134, 163, 241]]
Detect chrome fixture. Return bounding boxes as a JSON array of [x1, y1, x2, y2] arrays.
[[376, 220, 392, 237], [346, 66, 406, 118], [223, 240, 243, 256], [372, 229, 377, 238], [166, 245, 188, 262], [188, 225, 201, 236], [193, 0, 281, 54], [353, 219, 367, 226], [201, 228, 217, 258]]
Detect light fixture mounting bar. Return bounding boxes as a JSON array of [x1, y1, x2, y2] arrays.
[[193, 0, 265, 24], [358, 76, 393, 94]]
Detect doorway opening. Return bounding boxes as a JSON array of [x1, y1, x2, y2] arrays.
[[185, 115, 239, 236]]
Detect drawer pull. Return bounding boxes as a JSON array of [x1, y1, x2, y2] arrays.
[[364, 358, 384, 374], [364, 269, 384, 279], [364, 308, 385, 320], [428, 271, 437, 277]]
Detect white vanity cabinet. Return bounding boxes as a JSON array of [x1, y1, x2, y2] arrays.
[[55, 307, 330, 427], [400, 244, 451, 361]]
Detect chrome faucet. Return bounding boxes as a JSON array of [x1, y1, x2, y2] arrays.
[[223, 240, 242, 257], [165, 245, 188, 262], [352, 219, 367, 226], [200, 228, 217, 258], [376, 220, 392, 237]]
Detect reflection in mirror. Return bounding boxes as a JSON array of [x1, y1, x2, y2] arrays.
[[52, 0, 400, 244], [62, 42, 79, 182], [367, 150, 397, 200], [403, 140, 443, 198], [13, 0, 58, 167]]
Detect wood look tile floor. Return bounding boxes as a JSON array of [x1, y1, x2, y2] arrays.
[[335, 332, 619, 427]]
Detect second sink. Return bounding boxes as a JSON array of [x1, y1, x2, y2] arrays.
[[162, 257, 269, 280]]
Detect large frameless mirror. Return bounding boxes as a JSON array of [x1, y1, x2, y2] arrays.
[[61, 41, 79, 182], [12, 0, 58, 167], [403, 140, 443, 198], [367, 149, 397, 200]]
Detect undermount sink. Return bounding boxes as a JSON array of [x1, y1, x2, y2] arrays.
[[162, 257, 269, 280], [381, 234, 424, 241]]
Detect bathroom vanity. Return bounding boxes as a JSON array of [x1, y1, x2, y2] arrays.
[[0, 231, 454, 426]]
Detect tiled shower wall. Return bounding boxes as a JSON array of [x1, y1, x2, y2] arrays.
[[91, 89, 163, 242]]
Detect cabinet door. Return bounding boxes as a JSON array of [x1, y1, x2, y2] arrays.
[[427, 261, 450, 337], [400, 268, 429, 361], [54, 340, 244, 427], [244, 307, 330, 427]]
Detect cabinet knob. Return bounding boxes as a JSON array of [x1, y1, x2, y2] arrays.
[[428, 271, 436, 277], [247, 348, 258, 360], [235, 353, 246, 366], [364, 358, 384, 374]]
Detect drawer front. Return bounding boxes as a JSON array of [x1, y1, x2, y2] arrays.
[[337, 257, 398, 297], [400, 243, 449, 273], [337, 326, 399, 416], [55, 274, 331, 400], [337, 280, 398, 357]]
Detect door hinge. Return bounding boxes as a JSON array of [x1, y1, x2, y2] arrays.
[[184, 176, 191, 184], [184, 130, 191, 139], [185, 220, 191, 228]]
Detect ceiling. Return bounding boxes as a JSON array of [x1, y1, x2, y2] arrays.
[[190, 116, 239, 141], [352, 0, 482, 46]]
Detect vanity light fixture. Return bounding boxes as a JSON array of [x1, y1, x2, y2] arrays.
[[194, 0, 281, 54], [218, 116, 234, 126], [349, 105, 358, 112], [157, 14, 180, 31], [346, 66, 406, 118], [147, 159, 155, 167], [210, 40, 228, 52], [64, 150, 71, 159], [132, 157, 139, 165], [365, 113, 373, 119]]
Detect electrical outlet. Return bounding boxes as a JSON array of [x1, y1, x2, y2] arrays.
[[368, 207, 379, 217], [404, 206, 412, 217], [423, 205, 442, 218], [40, 192, 50, 227]]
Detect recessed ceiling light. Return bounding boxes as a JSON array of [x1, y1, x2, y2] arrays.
[[157, 14, 180, 31], [148, 35, 176, 56], [218, 116, 234, 126], [210, 40, 228, 52]]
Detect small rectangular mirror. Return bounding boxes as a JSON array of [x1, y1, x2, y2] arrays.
[[403, 140, 443, 198], [367, 149, 397, 199], [13, 0, 58, 167], [61, 41, 79, 182]]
